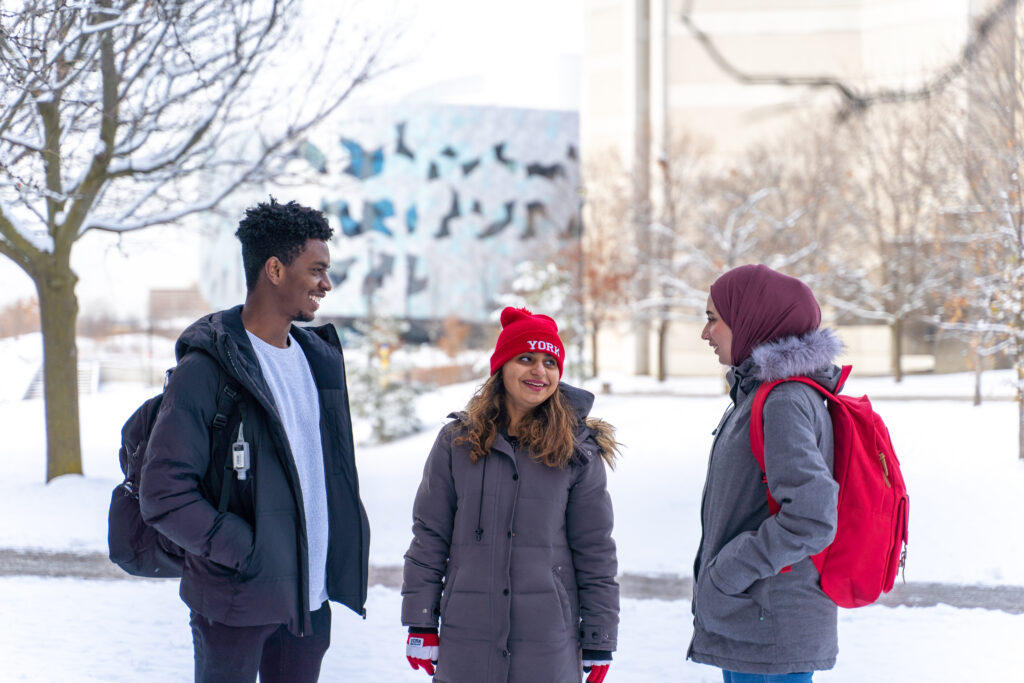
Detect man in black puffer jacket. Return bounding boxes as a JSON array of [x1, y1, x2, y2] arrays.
[[140, 199, 369, 683]]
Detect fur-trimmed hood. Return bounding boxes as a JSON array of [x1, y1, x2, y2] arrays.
[[729, 328, 843, 401], [582, 416, 619, 468], [563, 383, 620, 467], [751, 328, 843, 382]]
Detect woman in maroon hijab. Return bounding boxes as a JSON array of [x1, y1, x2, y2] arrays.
[[688, 265, 844, 682]]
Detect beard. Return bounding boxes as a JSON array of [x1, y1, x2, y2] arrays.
[[292, 308, 315, 323]]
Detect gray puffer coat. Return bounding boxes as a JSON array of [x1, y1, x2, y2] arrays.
[[402, 383, 619, 683], [688, 329, 842, 674]]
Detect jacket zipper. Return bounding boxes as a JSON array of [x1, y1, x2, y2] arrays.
[[692, 401, 737, 619], [225, 338, 312, 634], [474, 455, 488, 541]]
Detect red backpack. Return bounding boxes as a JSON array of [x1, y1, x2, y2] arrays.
[[750, 365, 909, 608]]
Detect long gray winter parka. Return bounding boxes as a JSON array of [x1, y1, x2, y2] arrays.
[[688, 329, 843, 674], [401, 383, 619, 683]]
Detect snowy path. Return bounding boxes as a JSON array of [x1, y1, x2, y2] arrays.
[[4, 549, 1022, 614], [1, 577, 1020, 683]]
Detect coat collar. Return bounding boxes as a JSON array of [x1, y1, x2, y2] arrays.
[[447, 382, 599, 462], [728, 328, 843, 403]]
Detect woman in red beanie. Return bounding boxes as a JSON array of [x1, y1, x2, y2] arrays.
[[689, 264, 843, 682], [401, 307, 620, 683]]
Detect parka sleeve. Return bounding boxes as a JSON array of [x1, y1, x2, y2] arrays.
[[138, 353, 254, 572], [401, 424, 459, 628], [566, 447, 619, 651], [709, 383, 839, 596]]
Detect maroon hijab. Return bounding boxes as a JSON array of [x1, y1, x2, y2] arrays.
[[709, 264, 821, 366]]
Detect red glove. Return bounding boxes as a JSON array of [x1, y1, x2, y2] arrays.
[[583, 651, 611, 683], [406, 631, 439, 676]]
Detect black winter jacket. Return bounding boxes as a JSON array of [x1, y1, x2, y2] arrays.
[[139, 305, 369, 635]]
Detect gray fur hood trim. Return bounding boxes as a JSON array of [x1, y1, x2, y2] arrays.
[[751, 328, 843, 382]]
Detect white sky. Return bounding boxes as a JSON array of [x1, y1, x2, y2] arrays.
[[0, 0, 585, 319]]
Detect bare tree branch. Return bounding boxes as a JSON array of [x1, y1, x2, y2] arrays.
[[0, 0, 398, 480]]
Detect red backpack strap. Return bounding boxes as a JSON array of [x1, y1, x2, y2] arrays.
[[834, 364, 852, 394], [749, 366, 850, 512], [749, 368, 845, 576], [750, 379, 786, 515]]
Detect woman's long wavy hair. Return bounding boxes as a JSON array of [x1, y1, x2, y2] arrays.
[[455, 372, 618, 469]]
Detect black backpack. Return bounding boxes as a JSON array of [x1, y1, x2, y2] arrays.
[[107, 366, 243, 578]]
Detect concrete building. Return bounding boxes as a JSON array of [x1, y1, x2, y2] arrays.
[[199, 104, 582, 332]]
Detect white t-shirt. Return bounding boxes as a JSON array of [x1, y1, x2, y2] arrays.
[[246, 331, 329, 608]]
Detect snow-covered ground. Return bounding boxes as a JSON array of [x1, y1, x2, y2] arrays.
[[1, 335, 1023, 681]]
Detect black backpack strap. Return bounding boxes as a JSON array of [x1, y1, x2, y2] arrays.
[[211, 383, 239, 430], [211, 382, 242, 514]]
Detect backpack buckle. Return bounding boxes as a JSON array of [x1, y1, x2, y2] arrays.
[[211, 386, 239, 430]]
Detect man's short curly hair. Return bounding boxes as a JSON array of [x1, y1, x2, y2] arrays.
[[235, 198, 333, 292]]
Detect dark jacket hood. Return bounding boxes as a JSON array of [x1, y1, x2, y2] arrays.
[[562, 381, 596, 420], [174, 305, 341, 406], [175, 306, 242, 365]]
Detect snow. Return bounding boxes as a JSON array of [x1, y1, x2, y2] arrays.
[[1, 335, 1023, 681]]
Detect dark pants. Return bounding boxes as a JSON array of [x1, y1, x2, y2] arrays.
[[190, 602, 331, 683]]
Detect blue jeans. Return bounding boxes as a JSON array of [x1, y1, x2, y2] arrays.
[[722, 671, 813, 683]]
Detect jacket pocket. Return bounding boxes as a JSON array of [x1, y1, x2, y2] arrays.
[[438, 565, 487, 640], [234, 531, 259, 583], [439, 564, 459, 619], [696, 567, 774, 645], [552, 565, 579, 631]]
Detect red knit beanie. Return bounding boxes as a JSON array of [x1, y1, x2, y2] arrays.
[[490, 307, 565, 376]]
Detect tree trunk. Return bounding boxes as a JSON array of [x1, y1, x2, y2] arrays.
[[1017, 305, 1024, 460], [36, 262, 82, 481], [590, 323, 600, 379], [890, 318, 904, 383], [657, 317, 669, 382], [634, 318, 651, 375], [1018, 359, 1024, 461], [973, 346, 983, 407]]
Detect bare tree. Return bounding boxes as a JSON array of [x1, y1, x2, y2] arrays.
[[935, 267, 1010, 407], [580, 152, 635, 378], [657, 146, 815, 311], [937, 7, 1024, 457], [587, 133, 835, 380], [771, 114, 859, 299], [823, 100, 953, 382], [645, 134, 709, 381], [0, 0, 392, 480], [0, 297, 40, 338]]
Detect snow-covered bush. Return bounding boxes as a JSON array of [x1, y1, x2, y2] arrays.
[[346, 318, 428, 444]]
